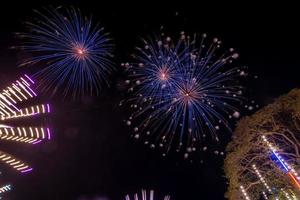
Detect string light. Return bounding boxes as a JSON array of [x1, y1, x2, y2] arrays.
[[252, 164, 272, 193], [287, 189, 299, 200], [262, 135, 300, 190], [288, 173, 300, 190], [240, 185, 251, 200], [262, 191, 268, 199], [282, 188, 292, 200]]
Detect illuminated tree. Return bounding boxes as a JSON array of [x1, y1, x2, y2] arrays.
[[224, 89, 300, 199]]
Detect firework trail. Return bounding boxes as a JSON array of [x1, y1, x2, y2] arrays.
[[125, 190, 171, 200], [123, 32, 245, 158], [17, 6, 114, 97], [0, 75, 51, 173]]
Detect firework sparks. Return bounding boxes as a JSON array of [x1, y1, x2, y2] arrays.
[[123, 33, 245, 157], [17, 6, 114, 97], [0, 75, 51, 173], [125, 190, 170, 200]]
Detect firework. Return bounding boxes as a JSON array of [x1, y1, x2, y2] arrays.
[[124, 33, 244, 157], [125, 190, 170, 200], [0, 75, 51, 173], [17, 6, 114, 97]]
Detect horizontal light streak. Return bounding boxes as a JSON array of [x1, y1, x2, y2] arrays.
[[0, 151, 32, 173], [0, 127, 51, 144]]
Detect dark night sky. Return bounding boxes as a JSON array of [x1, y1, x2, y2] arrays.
[[0, 1, 300, 199]]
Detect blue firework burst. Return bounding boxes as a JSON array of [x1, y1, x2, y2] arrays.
[[18, 6, 114, 97], [123, 33, 245, 158]]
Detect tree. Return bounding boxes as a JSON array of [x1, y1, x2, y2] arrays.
[[224, 89, 300, 199]]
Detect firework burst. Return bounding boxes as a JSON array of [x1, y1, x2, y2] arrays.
[[0, 75, 51, 173], [123, 32, 245, 158], [17, 6, 114, 97], [125, 190, 171, 200]]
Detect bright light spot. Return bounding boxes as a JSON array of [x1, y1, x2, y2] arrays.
[[74, 45, 88, 59], [77, 49, 84, 55], [158, 66, 170, 81]]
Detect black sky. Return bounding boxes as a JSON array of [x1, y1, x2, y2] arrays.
[[0, 1, 300, 199]]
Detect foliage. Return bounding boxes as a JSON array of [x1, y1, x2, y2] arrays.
[[224, 89, 300, 199]]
